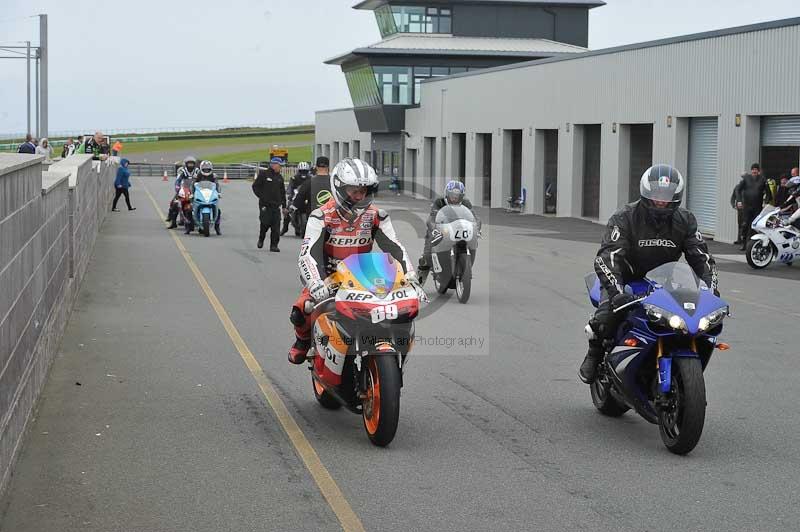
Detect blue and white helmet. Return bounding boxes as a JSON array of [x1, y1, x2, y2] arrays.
[[444, 180, 465, 205]]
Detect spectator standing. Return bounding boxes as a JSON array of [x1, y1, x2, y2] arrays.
[[734, 163, 772, 250], [775, 175, 792, 208], [293, 156, 332, 217], [112, 159, 136, 211], [766, 175, 778, 205], [112, 140, 123, 156], [17, 134, 36, 154], [79, 131, 110, 160], [35, 138, 53, 162], [61, 138, 76, 158], [252, 157, 286, 252]]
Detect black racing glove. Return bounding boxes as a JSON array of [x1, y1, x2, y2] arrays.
[[611, 292, 638, 312]]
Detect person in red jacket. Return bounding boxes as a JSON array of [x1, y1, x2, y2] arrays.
[[287, 158, 426, 364]]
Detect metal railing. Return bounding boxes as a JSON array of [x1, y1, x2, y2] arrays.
[[128, 162, 299, 180]]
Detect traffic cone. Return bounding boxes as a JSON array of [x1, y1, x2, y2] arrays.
[[162, 170, 168, 182], [223, 171, 230, 184]]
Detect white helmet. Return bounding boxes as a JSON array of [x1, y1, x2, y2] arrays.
[[297, 161, 311, 172], [330, 158, 379, 222], [199, 160, 213, 177]]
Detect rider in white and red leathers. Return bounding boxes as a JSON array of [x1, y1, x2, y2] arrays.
[[288, 158, 424, 364]]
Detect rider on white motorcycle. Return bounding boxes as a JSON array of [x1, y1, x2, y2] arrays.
[[417, 180, 479, 286]]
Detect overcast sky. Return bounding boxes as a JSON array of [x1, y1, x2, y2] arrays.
[[2, 0, 799, 136]]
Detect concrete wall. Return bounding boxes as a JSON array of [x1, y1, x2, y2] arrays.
[[314, 108, 372, 168], [402, 20, 800, 241], [0, 153, 116, 495]]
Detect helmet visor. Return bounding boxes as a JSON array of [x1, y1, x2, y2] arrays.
[[344, 185, 374, 210], [446, 189, 464, 204]]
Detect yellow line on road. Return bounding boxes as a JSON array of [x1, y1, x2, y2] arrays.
[[139, 179, 366, 532]]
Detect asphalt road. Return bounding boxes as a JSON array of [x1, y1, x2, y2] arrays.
[[1, 179, 799, 532]]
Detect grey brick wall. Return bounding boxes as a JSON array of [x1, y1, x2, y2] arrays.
[[0, 154, 116, 494]]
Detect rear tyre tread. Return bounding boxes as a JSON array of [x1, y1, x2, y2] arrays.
[[590, 377, 629, 417]]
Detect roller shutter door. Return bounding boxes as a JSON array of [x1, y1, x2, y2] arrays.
[[761, 115, 800, 146], [687, 117, 718, 235]]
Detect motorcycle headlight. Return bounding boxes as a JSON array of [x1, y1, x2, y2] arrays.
[[644, 304, 687, 332], [698, 306, 729, 332]]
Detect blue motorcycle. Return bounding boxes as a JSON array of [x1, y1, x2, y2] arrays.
[[192, 181, 220, 237], [585, 262, 730, 454]]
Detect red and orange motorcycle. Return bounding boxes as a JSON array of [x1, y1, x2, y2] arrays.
[[307, 252, 420, 446]]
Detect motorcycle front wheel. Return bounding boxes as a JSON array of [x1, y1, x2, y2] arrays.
[[455, 254, 472, 304], [362, 354, 401, 447], [746, 239, 774, 269], [202, 212, 210, 237], [658, 357, 706, 455]]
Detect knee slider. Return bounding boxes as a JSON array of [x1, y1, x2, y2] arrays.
[[289, 307, 306, 327]]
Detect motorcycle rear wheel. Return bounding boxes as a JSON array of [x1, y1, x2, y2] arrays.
[[745, 239, 774, 269], [433, 274, 449, 294], [312, 378, 341, 410], [658, 357, 706, 455], [590, 374, 629, 417], [363, 354, 401, 447]]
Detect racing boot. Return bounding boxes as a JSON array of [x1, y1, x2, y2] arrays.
[[288, 337, 312, 365], [417, 257, 431, 287], [215, 223, 222, 235], [578, 342, 604, 384]]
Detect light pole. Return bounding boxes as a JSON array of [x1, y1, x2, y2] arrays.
[[26, 41, 31, 136], [39, 14, 48, 139], [35, 48, 39, 137]]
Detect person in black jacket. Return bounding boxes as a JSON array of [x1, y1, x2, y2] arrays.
[[292, 156, 332, 216], [733, 163, 772, 250], [82, 131, 110, 161], [252, 157, 286, 251], [281, 161, 312, 235], [579, 165, 719, 384], [17, 134, 36, 154]]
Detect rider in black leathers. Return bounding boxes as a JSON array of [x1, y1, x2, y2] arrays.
[[579, 164, 719, 384], [281, 161, 312, 235]]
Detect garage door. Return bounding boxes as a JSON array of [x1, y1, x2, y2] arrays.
[[687, 117, 718, 235], [761, 115, 800, 146]]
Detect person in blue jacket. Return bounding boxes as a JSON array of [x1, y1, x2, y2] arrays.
[[112, 159, 136, 212]]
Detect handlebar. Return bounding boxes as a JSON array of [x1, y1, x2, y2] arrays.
[[612, 296, 647, 314]]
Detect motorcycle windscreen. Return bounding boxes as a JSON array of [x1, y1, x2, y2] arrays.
[[339, 253, 402, 296], [753, 205, 777, 226], [435, 204, 475, 224], [645, 262, 702, 316], [584, 272, 601, 307]]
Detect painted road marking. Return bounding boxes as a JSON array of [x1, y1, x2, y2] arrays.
[[139, 179, 365, 532]]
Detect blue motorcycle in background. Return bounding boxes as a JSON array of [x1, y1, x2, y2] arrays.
[[585, 262, 730, 454], [192, 181, 220, 237]]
